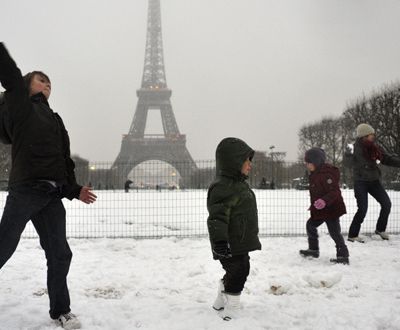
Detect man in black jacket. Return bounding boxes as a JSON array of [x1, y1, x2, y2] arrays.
[[0, 42, 96, 329]]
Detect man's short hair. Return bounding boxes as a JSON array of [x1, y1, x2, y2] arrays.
[[23, 71, 51, 90]]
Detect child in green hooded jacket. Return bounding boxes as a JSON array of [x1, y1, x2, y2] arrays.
[[207, 137, 261, 320]]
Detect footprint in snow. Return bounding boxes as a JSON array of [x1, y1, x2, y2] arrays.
[[85, 286, 123, 299]]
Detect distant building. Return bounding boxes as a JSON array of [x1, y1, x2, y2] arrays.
[[71, 155, 89, 186]]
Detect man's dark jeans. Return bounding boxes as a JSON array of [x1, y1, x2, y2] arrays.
[[0, 181, 72, 319], [219, 254, 250, 294], [348, 180, 392, 238], [307, 218, 349, 257]]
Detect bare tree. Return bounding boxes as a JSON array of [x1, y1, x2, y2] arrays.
[[343, 82, 400, 155], [299, 82, 400, 184], [298, 116, 348, 166]]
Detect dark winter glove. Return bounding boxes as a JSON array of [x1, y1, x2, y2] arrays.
[[213, 241, 232, 259]]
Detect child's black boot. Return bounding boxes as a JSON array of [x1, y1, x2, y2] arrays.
[[299, 249, 319, 258], [330, 256, 349, 265]]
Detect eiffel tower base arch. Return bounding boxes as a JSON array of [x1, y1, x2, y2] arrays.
[[111, 136, 197, 188]]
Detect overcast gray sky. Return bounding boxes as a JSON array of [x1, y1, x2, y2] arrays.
[[1, 0, 400, 162]]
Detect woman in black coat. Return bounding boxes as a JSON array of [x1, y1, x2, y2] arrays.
[[345, 123, 400, 242]]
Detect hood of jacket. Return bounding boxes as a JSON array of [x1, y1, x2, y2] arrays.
[[215, 137, 255, 179]]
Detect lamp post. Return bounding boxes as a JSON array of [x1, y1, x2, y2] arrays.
[[269, 146, 275, 187], [88, 164, 96, 189]]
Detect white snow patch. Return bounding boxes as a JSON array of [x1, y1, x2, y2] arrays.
[[1, 236, 400, 329], [302, 272, 342, 288]]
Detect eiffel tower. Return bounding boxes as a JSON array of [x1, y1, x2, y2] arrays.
[[112, 0, 197, 186]]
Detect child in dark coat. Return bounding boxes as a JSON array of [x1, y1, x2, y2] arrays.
[[207, 137, 261, 320], [300, 148, 350, 264]]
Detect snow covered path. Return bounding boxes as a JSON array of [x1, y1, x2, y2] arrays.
[[1, 236, 400, 330]]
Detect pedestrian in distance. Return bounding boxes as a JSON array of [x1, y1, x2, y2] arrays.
[[299, 148, 349, 265], [207, 137, 261, 321], [124, 179, 133, 193], [0, 42, 97, 330], [345, 123, 400, 243]]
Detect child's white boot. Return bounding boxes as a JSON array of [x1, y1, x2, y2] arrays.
[[57, 312, 81, 329], [212, 279, 225, 311], [222, 293, 241, 321], [375, 230, 389, 240]]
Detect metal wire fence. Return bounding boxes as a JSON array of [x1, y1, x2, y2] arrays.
[[0, 160, 399, 238]]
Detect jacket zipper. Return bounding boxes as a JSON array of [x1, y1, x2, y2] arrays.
[[240, 218, 247, 242]]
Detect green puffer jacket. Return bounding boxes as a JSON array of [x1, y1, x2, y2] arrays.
[[207, 137, 262, 258]]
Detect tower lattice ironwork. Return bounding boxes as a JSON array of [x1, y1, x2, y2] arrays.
[[112, 0, 197, 186]]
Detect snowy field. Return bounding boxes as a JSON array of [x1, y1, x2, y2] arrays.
[[1, 189, 400, 329], [1, 236, 400, 330], [0, 189, 398, 239]]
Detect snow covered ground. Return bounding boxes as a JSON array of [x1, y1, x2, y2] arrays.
[[1, 189, 400, 329], [1, 235, 400, 330]]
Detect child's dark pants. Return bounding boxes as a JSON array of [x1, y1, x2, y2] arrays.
[[219, 253, 250, 294], [307, 218, 349, 257], [348, 180, 392, 238], [0, 181, 72, 319]]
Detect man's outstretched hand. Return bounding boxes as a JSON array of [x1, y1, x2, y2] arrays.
[[79, 186, 97, 204]]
